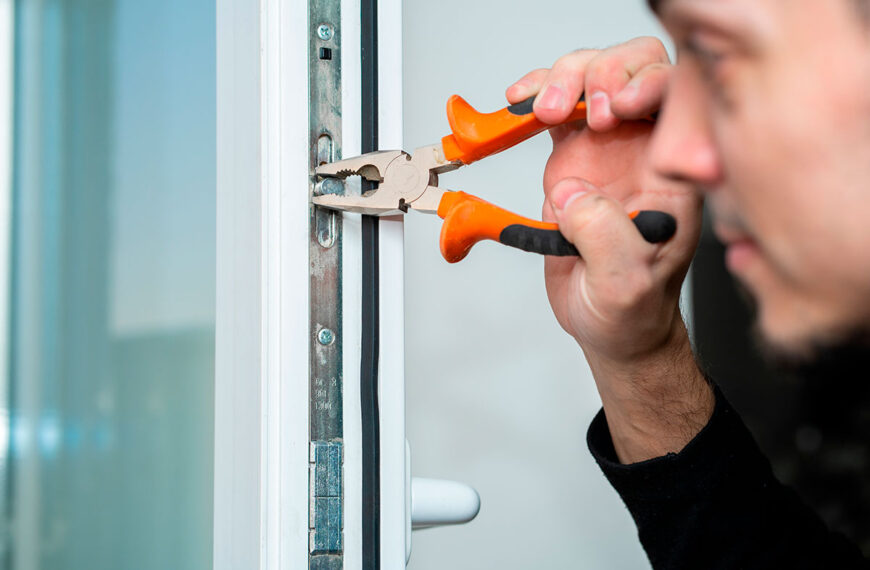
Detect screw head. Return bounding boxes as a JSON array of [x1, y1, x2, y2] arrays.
[[317, 328, 335, 345], [317, 24, 333, 41]]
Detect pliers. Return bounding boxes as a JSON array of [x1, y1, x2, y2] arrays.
[[312, 94, 676, 263]]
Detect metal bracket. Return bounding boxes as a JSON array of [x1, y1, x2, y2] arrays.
[[309, 0, 343, 568], [310, 442, 343, 553]]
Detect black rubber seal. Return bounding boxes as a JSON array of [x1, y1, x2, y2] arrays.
[[360, 0, 380, 567]]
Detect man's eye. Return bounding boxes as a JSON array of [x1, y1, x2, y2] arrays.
[[680, 36, 736, 111], [681, 38, 725, 77]]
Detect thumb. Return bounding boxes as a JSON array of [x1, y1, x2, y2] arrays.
[[548, 177, 650, 276]]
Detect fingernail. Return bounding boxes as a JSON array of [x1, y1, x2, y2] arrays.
[[537, 83, 565, 111], [550, 179, 588, 213], [589, 91, 613, 124]]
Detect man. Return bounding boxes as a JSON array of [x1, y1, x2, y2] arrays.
[[505, 0, 870, 567]]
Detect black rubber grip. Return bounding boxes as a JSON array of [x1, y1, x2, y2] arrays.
[[507, 93, 587, 116], [498, 210, 676, 257], [499, 225, 579, 256], [632, 210, 677, 243]]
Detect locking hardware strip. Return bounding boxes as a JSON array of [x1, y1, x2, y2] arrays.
[[309, 0, 343, 568]]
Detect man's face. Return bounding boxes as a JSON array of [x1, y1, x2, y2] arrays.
[[651, 0, 870, 358]]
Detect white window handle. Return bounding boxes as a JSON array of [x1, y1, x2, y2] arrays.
[[404, 441, 481, 564], [411, 477, 480, 530]]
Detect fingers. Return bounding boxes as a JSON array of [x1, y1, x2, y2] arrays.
[[534, 50, 597, 125], [548, 178, 653, 289], [506, 37, 671, 131], [505, 69, 549, 104], [610, 62, 670, 120], [584, 37, 670, 130]]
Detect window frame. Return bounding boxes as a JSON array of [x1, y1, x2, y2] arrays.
[[214, 0, 405, 567]]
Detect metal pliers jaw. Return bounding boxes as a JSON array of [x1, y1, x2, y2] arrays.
[[312, 144, 461, 216]]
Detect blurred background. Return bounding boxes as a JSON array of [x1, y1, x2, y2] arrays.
[[1, 0, 867, 569], [5, 0, 215, 568]]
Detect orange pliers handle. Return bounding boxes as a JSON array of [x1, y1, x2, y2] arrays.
[[437, 192, 676, 263], [434, 95, 674, 262], [441, 95, 587, 165]]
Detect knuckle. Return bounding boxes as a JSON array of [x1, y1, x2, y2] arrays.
[[629, 36, 669, 61], [511, 68, 550, 98], [569, 195, 615, 232], [552, 49, 597, 74], [644, 61, 672, 75], [631, 35, 666, 52], [591, 193, 618, 215], [586, 194, 616, 217], [630, 62, 672, 92], [526, 68, 550, 82], [585, 55, 628, 90]]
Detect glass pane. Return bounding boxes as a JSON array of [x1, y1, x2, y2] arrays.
[[8, 0, 215, 568]]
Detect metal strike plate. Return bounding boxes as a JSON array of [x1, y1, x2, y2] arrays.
[[309, 0, 343, 567]]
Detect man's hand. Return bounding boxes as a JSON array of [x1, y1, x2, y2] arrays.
[[507, 38, 714, 463]]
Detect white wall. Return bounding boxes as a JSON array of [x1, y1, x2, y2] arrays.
[[403, 1, 669, 568]]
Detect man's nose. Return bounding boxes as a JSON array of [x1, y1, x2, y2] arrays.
[[648, 70, 722, 191]]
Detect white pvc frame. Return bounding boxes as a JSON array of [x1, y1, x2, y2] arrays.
[[214, 0, 309, 566], [214, 0, 404, 567]]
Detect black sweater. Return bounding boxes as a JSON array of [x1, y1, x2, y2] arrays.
[[586, 386, 870, 569]]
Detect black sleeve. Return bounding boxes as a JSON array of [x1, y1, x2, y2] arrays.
[[587, 385, 870, 569]]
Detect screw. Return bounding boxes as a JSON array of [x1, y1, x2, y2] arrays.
[[317, 328, 335, 346], [317, 24, 333, 41]]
